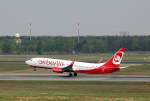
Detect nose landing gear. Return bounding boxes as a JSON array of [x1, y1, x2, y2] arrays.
[[33, 67, 37, 71]]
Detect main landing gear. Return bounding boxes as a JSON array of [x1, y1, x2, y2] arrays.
[[69, 72, 77, 77]]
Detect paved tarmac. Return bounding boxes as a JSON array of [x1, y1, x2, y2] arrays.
[[0, 74, 150, 81], [0, 61, 150, 81]]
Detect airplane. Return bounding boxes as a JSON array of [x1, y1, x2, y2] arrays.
[[25, 48, 126, 77]]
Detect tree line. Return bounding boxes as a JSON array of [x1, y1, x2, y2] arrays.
[[0, 36, 150, 54]]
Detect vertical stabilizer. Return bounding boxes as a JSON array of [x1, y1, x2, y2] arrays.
[[103, 48, 126, 68]]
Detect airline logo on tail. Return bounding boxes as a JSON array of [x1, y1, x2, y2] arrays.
[[103, 48, 126, 68], [112, 52, 124, 65]]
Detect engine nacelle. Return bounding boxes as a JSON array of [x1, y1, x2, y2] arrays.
[[52, 67, 63, 73]]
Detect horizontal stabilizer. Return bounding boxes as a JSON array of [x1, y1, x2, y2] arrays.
[[120, 66, 128, 69]]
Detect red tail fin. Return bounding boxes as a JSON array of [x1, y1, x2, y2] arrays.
[[103, 48, 126, 68]]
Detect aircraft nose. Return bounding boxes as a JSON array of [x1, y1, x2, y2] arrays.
[[25, 60, 30, 65]]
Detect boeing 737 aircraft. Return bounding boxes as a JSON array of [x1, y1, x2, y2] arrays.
[[25, 48, 126, 77]]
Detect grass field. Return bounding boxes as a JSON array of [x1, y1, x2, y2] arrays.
[[0, 52, 150, 62], [0, 81, 149, 101], [0, 64, 28, 72], [115, 64, 150, 75], [0, 52, 150, 73], [1, 62, 150, 75]]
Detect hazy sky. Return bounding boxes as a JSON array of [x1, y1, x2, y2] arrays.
[[0, 0, 150, 36]]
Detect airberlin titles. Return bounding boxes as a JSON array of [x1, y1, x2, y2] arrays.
[[38, 59, 65, 67]]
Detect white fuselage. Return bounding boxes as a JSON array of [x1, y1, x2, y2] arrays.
[[25, 48, 126, 75], [25, 58, 104, 71]]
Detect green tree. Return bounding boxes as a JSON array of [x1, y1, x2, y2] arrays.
[[1, 43, 12, 54]]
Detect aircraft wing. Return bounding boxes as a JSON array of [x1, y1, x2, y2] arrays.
[[52, 61, 74, 73]]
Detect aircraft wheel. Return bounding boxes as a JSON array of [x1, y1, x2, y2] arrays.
[[74, 72, 77, 77], [69, 73, 73, 77]]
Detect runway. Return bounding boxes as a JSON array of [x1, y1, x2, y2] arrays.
[[0, 74, 150, 81], [1, 61, 150, 64]]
